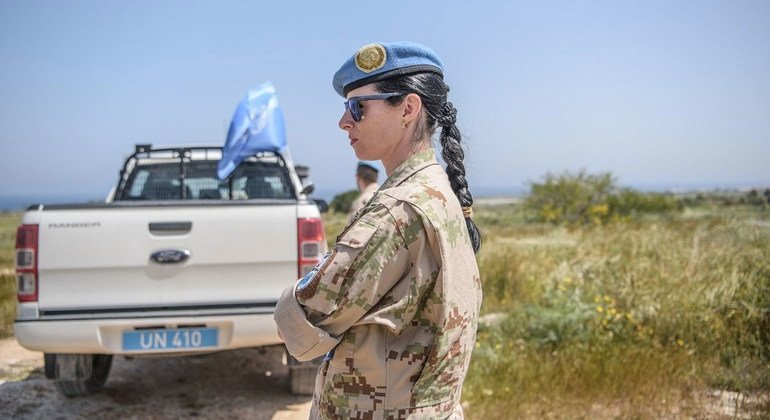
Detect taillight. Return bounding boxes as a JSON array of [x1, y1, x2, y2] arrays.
[[297, 218, 326, 277], [16, 224, 39, 302]]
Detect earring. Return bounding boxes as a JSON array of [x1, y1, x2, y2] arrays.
[[402, 120, 409, 128]]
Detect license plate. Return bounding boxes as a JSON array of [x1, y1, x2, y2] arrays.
[[122, 327, 218, 352]]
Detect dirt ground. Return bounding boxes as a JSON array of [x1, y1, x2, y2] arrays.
[[0, 337, 311, 419], [1, 337, 767, 419]]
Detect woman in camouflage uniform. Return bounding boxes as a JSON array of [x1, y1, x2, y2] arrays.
[[275, 41, 482, 419]]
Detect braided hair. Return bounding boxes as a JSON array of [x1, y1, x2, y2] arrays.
[[374, 73, 482, 254]]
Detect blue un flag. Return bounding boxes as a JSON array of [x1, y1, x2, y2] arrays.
[[218, 81, 287, 180]]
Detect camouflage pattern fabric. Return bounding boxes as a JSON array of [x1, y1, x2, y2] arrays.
[[275, 149, 482, 419], [348, 181, 380, 220]]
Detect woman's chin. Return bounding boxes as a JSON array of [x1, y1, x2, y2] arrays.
[[353, 149, 373, 161]]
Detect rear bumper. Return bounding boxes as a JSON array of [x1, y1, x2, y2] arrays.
[[14, 312, 282, 355]]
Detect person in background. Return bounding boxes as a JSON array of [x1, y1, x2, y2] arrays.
[[347, 160, 380, 219], [275, 41, 482, 419]]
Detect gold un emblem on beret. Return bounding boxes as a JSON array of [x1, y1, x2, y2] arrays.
[[355, 44, 386, 73]]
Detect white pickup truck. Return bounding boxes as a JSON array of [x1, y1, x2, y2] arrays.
[[14, 145, 327, 396]]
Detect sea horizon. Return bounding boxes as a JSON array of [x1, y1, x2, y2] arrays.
[[1, 182, 767, 212]]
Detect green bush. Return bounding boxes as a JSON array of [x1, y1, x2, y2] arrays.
[[329, 189, 359, 214], [744, 189, 769, 206], [525, 171, 682, 225], [607, 188, 682, 216], [524, 170, 615, 225]]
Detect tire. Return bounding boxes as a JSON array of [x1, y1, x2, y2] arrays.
[[43, 353, 56, 379], [52, 354, 113, 397], [287, 353, 320, 396]]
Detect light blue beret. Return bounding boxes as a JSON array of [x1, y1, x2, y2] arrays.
[[357, 160, 381, 173], [333, 41, 444, 97]]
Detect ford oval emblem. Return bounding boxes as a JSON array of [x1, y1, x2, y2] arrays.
[[150, 249, 191, 264]]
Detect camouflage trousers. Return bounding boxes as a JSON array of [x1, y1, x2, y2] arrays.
[[308, 361, 465, 420]]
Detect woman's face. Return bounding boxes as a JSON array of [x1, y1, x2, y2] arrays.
[[338, 84, 404, 162]]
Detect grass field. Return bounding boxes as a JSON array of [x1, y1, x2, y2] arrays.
[[464, 202, 770, 418], [0, 212, 21, 338], [1, 204, 768, 417]]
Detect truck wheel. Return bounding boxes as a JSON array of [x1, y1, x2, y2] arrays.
[[43, 353, 56, 379], [52, 354, 113, 397], [286, 353, 320, 396]]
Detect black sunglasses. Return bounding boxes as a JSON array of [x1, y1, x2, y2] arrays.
[[344, 92, 404, 122]]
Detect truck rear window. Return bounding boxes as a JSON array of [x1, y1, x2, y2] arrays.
[[116, 160, 295, 201]]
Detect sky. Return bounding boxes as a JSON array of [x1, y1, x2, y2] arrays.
[[1, 1, 769, 206]]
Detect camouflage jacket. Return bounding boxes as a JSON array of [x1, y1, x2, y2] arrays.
[[275, 149, 482, 419], [348, 182, 380, 220]]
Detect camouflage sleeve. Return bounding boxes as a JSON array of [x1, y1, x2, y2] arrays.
[[274, 204, 412, 361]]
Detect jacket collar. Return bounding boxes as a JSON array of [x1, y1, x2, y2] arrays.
[[381, 148, 439, 189], [360, 181, 379, 196]]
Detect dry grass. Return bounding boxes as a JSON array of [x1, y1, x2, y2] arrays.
[[0, 213, 20, 337], [0, 212, 20, 268], [463, 203, 770, 418], [0, 274, 14, 338]]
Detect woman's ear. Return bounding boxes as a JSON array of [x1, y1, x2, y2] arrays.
[[402, 93, 422, 125]]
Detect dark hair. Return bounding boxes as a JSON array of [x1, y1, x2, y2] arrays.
[[356, 165, 378, 183], [374, 73, 482, 254]]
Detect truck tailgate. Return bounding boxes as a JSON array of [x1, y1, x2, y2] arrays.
[[35, 204, 297, 312]]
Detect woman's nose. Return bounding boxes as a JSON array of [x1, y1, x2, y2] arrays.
[[339, 109, 354, 130]]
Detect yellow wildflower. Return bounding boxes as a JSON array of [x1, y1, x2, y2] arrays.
[[590, 203, 609, 216]]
